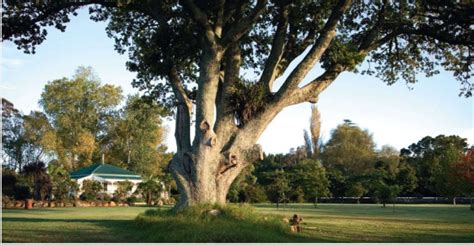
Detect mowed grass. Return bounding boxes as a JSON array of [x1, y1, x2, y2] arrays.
[[2, 203, 474, 242], [255, 203, 474, 242]]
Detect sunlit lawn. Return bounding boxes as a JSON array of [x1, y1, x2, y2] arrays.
[[256, 203, 474, 242], [2, 203, 473, 242]]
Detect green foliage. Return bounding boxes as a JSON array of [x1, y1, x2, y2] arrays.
[[39, 66, 123, 170], [321, 38, 365, 71], [80, 179, 104, 201], [265, 169, 290, 205], [401, 135, 468, 197], [396, 163, 418, 194], [321, 121, 376, 178], [228, 164, 268, 203], [346, 182, 367, 203], [48, 162, 78, 201], [106, 94, 168, 177], [114, 180, 134, 201], [292, 159, 330, 202], [1, 106, 39, 171], [372, 181, 400, 207], [135, 178, 163, 205]]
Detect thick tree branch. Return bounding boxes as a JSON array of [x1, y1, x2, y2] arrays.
[[258, 5, 289, 94], [293, 64, 345, 105], [181, 0, 218, 46], [168, 67, 193, 109], [220, 0, 267, 47], [192, 47, 223, 148], [274, 0, 352, 100], [214, 0, 225, 37], [215, 44, 241, 150]]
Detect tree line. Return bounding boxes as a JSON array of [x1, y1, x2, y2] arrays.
[[229, 107, 474, 208]]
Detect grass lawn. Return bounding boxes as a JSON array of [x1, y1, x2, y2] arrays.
[[2, 203, 473, 242]]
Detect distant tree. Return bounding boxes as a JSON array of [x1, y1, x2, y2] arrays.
[[22, 161, 51, 201], [396, 163, 418, 195], [228, 164, 267, 203], [136, 178, 164, 206], [106, 95, 168, 177], [326, 169, 347, 198], [454, 149, 474, 210], [309, 105, 322, 158], [401, 135, 468, 201], [292, 159, 330, 206], [372, 181, 400, 209], [266, 169, 290, 208], [39, 66, 122, 170], [321, 121, 376, 196], [346, 182, 367, 204], [23, 111, 55, 162], [2, 106, 27, 171], [322, 121, 376, 177], [303, 130, 313, 159]]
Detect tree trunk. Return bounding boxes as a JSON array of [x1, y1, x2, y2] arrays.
[[169, 141, 262, 210], [382, 203, 386, 208], [453, 197, 456, 205]]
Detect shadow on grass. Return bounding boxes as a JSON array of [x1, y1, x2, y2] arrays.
[[2, 206, 326, 243], [2, 216, 138, 243]]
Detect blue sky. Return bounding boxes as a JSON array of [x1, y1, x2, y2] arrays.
[[2, 9, 473, 153]]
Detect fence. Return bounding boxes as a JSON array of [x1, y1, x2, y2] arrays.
[[317, 196, 473, 204]]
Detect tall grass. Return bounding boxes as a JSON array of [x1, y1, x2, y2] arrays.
[[133, 204, 310, 242]]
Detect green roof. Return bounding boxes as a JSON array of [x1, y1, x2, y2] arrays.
[[70, 163, 142, 180]]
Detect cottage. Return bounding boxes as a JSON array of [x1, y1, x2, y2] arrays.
[[70, 163, 142, 195]]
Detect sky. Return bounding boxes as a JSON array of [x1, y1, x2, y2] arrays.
[[2, 9, 473, 154]]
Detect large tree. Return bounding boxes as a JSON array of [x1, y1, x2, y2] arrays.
[[39, 67, 122, 170], [3, 0, 473, 209], [401, 135, 468, 202], [321, 120, 377, 177], [106, 94, 168, 177]]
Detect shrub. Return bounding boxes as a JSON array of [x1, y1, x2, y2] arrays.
[[81, 180, 103, 200], [2, 168, 17, 197], [49, 164, 79, 200], [114, 181, 133, 201], [14, 185, 32, 200]]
